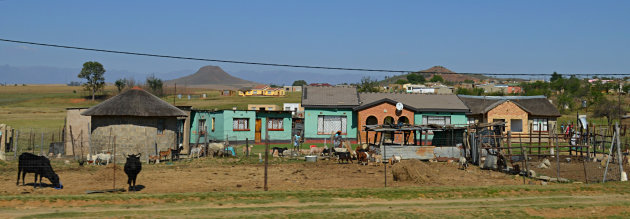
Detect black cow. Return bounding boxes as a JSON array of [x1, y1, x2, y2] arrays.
[[124, 153, 142, 191], [17, 153, 62, 189]]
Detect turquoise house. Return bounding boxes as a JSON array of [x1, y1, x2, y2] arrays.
[[302, 86, 360, 142], [190, 110, 292, 145]]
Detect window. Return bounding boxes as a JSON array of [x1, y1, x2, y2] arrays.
[[198, 119, 206, 134], [468, 117, 476, 125], [511, 119, 523, 132], [398, 116, 409, 125], [211, 118, 215, 132], [532, 118, 548, 132], [233, 118, 249, 131], [285, 106, 291, 111], [366, 116, 378, 125], [157, 119, 165, 135], [267, 118, 284, 131], [317, 115, 347, 135], [423, 116, 451, 125]]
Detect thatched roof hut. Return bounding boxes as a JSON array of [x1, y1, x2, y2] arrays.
[[82, 88, 186, 117], [82, 87, 186, 162]]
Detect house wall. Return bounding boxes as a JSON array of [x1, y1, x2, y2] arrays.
[[487, 101, 529, 133], [190, 110, 292, 144], [356, 102, 415, 144], [414, 112, 467, 144], [90, 116, 177, 162], [303, 108, 357, 141], [248, 104, 278, 111], [256, 111, 292, 142], [64, 108, 91, 156]]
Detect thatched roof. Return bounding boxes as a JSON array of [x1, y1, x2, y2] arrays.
[[82, 88, 187, 117], [457, 95, 560, 117]]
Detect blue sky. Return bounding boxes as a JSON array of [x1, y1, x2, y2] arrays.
[[1, 1, 629, 83]]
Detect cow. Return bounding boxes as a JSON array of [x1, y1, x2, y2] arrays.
[[124, 153, 142, 191], [17, 153, 62, 189]]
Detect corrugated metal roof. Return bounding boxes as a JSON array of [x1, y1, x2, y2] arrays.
[[301, 86, 359, 108], [357, 92, 469, 112]]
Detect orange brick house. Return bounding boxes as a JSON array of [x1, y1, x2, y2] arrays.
[[355, 93, 469, 144], [458, 95, 561, 134]]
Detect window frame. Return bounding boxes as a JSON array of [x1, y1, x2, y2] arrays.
[[423, 116, 451, 126], [317, 115, 347, 135], [267, 118, 284, 131], [198, 119, 206, 134], [532, 118, 549, 132], [233, 118, 250, 131]]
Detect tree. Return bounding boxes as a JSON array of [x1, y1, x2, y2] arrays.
[[115, 78, 128, 92], [592, 97, 627, 125], [429, 74, 444, 83], [406, 74, 425, 84], [395, 79, 407, 85], [292, 80, 307, 86], [357, 76, 380, 92], [146, 74, 164, 97], [78, 61, 106, 100], [550, 71, 562, 82]]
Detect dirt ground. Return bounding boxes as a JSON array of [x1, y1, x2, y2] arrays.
[[516, 156, 626, 183], [1, 157, 524, 195]]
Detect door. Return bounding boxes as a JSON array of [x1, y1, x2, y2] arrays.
[[255, 118, 262, 143]]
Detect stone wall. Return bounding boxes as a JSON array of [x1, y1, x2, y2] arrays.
[[90, 116, 177, 162]]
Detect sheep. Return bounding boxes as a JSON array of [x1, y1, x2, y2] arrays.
[[458, 157, 468, 170], [189, 145, 203, 159], [389, 155, 402, 165]]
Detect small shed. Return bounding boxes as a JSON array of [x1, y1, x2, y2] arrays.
[[82, 88, 187, 162]]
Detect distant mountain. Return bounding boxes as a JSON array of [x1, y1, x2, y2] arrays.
[[380, 66, 490, 85], [165, 65, 260, 89]]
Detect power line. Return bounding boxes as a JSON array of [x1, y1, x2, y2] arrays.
[[1, 38, 630, 77]]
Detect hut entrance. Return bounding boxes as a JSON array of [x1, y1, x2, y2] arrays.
[[255, 118, 262, 143]]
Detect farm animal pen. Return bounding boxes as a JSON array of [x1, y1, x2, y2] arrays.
[[469, 122, 630, 183]]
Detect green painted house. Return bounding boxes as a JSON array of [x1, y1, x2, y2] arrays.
[[189, 110, 292, 145], [302, 86, 359, 142]]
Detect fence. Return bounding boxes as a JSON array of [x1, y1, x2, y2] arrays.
[[470, 123, 629, 183]]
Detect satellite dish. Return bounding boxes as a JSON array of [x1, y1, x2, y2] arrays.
[[395, 102, 403, 111]]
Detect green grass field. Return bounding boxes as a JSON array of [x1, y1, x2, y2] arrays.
[[0, 85, 301, 129]]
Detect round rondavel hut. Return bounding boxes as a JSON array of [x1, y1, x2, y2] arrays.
[[81, 87, 186, 162]]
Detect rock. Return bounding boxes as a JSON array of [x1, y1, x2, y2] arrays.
[[537, 162, 549, 169], [549, 178, 558, 182], [558, 178, 570, 183], [565, 158, 571, 163], [541, 181, 548, 185]]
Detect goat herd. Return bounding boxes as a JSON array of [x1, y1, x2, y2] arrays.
[[14, 142, 408, 192]]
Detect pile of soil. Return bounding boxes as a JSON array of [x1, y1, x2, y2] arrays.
[[391, 160, 437, 183]]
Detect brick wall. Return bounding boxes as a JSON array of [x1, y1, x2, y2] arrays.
[[357, 102, 415, 144], [487, 101, 529, 133]]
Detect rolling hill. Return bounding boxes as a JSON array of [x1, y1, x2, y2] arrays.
[[380, 66, 490, 85], [165, 65, 260, 90]]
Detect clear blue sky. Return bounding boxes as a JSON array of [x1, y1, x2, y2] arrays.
[[1, 0, 629, 82]]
